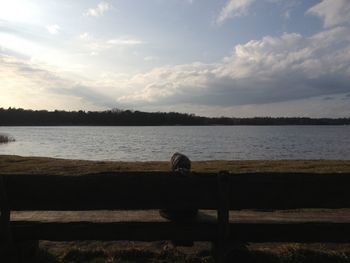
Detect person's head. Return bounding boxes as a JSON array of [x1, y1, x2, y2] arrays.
[[170, 152, 191, 173]]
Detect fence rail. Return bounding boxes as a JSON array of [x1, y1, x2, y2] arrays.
[[2, 172, 350, 210], [2, 171, 350, 263]]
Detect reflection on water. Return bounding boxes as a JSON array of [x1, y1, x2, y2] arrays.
[[0, 126, 349, 161]]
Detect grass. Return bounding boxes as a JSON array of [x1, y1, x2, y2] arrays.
[[1, 155, 350, 175], [36, 242, 350, 263], [0, 134, 15, 143], [2, 155, 350, 262], [38, 244, 213, 263]]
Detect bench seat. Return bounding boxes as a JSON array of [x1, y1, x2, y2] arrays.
[[10, 210, 350, 243]]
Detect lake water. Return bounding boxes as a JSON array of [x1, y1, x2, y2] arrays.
[[0, 126, 349, 161]]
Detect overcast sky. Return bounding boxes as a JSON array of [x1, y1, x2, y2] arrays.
[[1, 0, 350, 117]]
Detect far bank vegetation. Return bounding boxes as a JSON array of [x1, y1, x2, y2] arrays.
[[0, 134, 15, 143], [1, 107, 350, 126]]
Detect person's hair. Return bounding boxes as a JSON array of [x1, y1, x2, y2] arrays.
[[170, 152, 191, 172]]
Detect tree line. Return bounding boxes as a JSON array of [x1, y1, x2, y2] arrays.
[[0, 107, 349, 126]]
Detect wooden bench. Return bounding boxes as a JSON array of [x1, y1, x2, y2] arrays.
[[1, 171, 350, 263]]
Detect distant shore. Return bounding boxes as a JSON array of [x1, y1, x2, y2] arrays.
[[1, 108, 350, 126]]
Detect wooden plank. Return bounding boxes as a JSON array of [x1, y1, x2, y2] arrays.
[[217, 172, 230, 239], [2, 172, 350, 211], [11, 221, 217, 241], [9, 220, 350, 243], [229, 173, 350, 209], [4, 172, 217, 210], [10, 209, 350, 223], [8, 210, 350, 243], [0, 176, 15, 262], [0, 176, 11, 240], [216, 171, 230, 263]]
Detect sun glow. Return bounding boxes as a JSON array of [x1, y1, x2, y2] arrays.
[[0, 1, 39, 23]]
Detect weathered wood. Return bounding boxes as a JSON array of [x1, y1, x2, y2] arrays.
[[0, 176, 16, 262], [9, 220, 350, 243], [9, 209, 350, 243], [217, 172, 230, 239], [2, 170, 350, 262], [10, 209, 350, 224], [3, 172, 350, 211], [216, 171, 230, 263], [229, 172, 350, 209], [0, 176, 10, 235], [4, 172, 217, 210]]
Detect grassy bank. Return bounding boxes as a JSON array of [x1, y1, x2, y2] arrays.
[[1, 155, 350, 175], [37, 242, 350, 263], [1, 155, 350, 263]]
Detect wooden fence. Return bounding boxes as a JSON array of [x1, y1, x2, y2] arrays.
[[1, 171, 350, 262]]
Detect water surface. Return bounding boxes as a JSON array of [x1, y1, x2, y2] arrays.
[[0, 126, 349, 161]]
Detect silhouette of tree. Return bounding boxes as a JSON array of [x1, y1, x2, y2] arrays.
[[0, 107, 349, 126]]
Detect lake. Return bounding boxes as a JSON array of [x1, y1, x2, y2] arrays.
[[0, 126, 349, 161]]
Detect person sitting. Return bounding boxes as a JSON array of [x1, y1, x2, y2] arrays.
[[159, 152, 198, 221]]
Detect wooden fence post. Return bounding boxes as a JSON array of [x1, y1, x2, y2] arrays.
[[0, 176, 16, 263], [215, 171, 230, 263]]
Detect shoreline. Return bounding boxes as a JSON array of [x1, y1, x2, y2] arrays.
[[1, 155, 350, 175]]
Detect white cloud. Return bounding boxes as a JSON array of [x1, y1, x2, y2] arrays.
[[283, 9, 291, 20], [307, 0, 350, 28], [46, 24, 60, 34], [216, 0, 255, 25], [3, 0, 350, 117], [79, 32, 91, 40], [2, 46, 349, 117], [136, 93, 350, 118], [216, 0, 301, 25], [81, 35, 145, 56], [3, 21, 350, 117], [0, 51, 117, 110], [116, 26, 350, 112], [107, 37, 144, 45], [78, 35, 144, 56], [144, 56, 158, 61], [85, 2, 111, 17]]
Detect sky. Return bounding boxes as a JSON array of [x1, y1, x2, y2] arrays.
[[1, 0, 350, 117]]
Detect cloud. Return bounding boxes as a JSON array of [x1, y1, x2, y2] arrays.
[[106, 37, 144, 46], [144, 56, 158, 61], [2, 0, 350, 117], [216, 0, 255, 25], [215, 0, 301, 25], [116, 26, 350, 110], [79, 32, 91, 40], [3, 20, 350, 117], [50, 85, 117, 109], [0, 51, 118, 109], [46, 24, 60, 34], [79, 36, 144, 56], [0, 52, 65, 86], [85, 2, 111, 17], [307, 0, 350, 28], [136, 93, 350, 118]]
